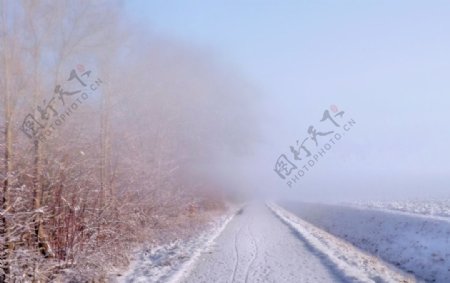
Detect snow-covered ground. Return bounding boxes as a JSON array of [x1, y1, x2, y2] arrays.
[[116, 202, 423, 283], [114, 207, 237, 283], [346, 199, 450, 218], [281, 202, 450, 283], [178, 203, 347, 283], [172, 202, 411, 283], [268, 203, 415, 283]]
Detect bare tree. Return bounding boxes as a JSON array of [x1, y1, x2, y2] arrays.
[[0, 0, 12, 278], [0, 1, 259, 281]]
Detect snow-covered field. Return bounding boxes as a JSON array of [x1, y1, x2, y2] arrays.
[[121, 202, 414, 283], [268, 203, 415, 283], [346, 199, 450, 218], [281, 202, 450, 283], [115, 201, 447, 283]]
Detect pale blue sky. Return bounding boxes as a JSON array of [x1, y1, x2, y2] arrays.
[[125, 1, 450, 201]]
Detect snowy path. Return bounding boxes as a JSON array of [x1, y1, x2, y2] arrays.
[[178, 203, 346, 283]]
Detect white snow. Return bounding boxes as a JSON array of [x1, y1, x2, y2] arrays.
[[116, 202, 425, 283], [115, 208, 237, 283], [281, 202, 449, 282], [268, 203, 415, 283], [346, 199, 450, 219], [167, 210, 236, 283], [180, 202, 347, 283]]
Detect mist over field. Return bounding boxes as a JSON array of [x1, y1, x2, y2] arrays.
[[1, 1, 449, 282], [125, 0, 450, 203]]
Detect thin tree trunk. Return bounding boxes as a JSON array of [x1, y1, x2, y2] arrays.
[[30, 26, 53, 258], [100, 84, 111, 202], [1, 0, 11, 278]]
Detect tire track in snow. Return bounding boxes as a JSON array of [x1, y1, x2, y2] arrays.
[[230, 224, 245, 283], [244, 223, 258, 283], [182, 203, 350, 283]]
